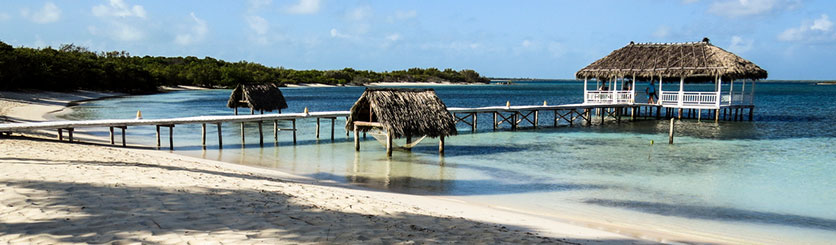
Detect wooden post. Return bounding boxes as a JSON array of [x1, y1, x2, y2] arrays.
[[201, 123, 207, 150], [439, 135, 445, 154], [715, 109, 720, 123], [512, 112, 518, 130], [345, 117, 350, 137], [678, 108, 683, 120], [217, 123, 223, 149], [109, 127, 115, 144], [234, 107, 238, 115], [315, 117, 321, 139], [668, 118, 675, 144], [553, 110, 559, 127], [330, 117, 336, 141], [472, 113, 477, 132], [121, 127, 126, 147], [68, 128, 74, 142], [749, 107, 754, 121], [58, 129, 63, 141], [273, 120, 278, 141], [353, 124, 360, 151], [156, 125, 161, 149], [257, 121, 264, 147], [168, 125, 173, 150], [534, 111, 539, 129], [585, 109, 591, 126], [492, 112, 497, 130], [599, 107, 605, 125], [697, 109, 701, 122], [616, 108, 621, 124], [291, 119, 297, 144], [385, 128, 393, 156]]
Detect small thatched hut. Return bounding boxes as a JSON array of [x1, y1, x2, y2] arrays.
[[346, 88, 457, 155], [575, 38, 766, 117], [227, 84, 288, 114]]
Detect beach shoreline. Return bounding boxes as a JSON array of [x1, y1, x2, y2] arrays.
[[0, 91, 653, 243]]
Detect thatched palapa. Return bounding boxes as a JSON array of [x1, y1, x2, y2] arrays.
[[576, 38, 767, 81], [346, 88, 457, 139], [227, 84, 288, 112]]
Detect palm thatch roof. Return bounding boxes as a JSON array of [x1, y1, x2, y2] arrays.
[[346, 88, 457, 139], [227, 84, 288, 112], [576, 38, 767, 81]]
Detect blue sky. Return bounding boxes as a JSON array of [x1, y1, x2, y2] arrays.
[[1, 0, 835, 80]]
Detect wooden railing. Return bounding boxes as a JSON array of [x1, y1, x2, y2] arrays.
[[584, 90, 633, 104], [660, 91, 722, 108]]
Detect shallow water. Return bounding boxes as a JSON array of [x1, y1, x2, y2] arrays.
[[63, 81, 836, 243]]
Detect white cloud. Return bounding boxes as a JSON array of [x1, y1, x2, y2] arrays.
[[547, 42, 566, 58], [682, 0, 700, 3], [728, 35, 754, 53], [708, 0, 799, 18], [811, 15, 834, 32], [247, 15, 269, 35], [0, 12, 10, 21], [286, 0, 320, 14], [175, 13, 208, 45], [92, 0, 146, 19], [347, 6, 372, 21], [778, 14, 835, 43], [21, 2, 61, 23]]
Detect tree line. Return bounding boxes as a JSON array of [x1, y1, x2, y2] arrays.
[[0, 41, 490, 94]]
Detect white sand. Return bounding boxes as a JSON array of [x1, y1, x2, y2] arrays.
[[0, 91, 653, 244]]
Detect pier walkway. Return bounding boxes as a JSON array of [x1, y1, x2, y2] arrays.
[[0, 102, 753, 150]]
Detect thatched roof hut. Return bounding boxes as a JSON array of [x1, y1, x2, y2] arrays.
[[227, 84, 288, 113], [576, 38, 767, 81], [346, 88, 457, 139]]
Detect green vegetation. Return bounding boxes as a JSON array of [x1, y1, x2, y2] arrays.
[[0, 41, 490, 94]]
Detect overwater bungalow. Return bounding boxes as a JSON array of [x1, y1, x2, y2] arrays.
[[227, 84, 288, 115], [576, 38, 767, 119], [346, 88, 457, 156]]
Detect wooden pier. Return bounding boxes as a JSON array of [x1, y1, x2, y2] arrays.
[[0, 103, 753, 150]]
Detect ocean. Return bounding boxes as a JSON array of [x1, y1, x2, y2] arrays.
[[62, 81, 836, 243]]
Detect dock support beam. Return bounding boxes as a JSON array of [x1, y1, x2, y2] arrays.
[[353, 125, 359, 151], [330, 117, 336, 141], [749, 107, 754, 121], [201, 123, 206, 150], [292, 119, 297, 144], [316, 118, 321, 139], [240, 123, 245, 146], [257, 121, 264, 147], [110, 126, 125, 146], [217, 123, 223, 149], [439, 135, 445, 154], [385, 128, 392, 156]]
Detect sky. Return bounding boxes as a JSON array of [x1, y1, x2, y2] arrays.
[[1, 0, 835, 80]]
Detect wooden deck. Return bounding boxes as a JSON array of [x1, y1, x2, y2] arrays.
[[0, 102, 754, 150]]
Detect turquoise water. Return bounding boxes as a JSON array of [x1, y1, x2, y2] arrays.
[[63, 81, 836, 243]]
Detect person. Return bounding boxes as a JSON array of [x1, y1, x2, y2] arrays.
[[646, 80, 657, 104]]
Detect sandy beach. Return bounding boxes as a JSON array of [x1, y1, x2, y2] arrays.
[[0, 92, 649, 244]]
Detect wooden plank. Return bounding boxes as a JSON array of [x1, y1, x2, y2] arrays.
[[353, 124, 359, 151], [354, 121, 384, 127]]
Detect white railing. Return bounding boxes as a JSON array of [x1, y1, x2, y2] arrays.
[[681, 92, 719, 106], [660, 91, 679, 106], [584, 90, 633, 104], [660, 91, 721, 108]]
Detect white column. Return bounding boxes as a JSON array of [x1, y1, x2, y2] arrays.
[[716, 76, 723, 108], [750, 80, 756, 104], [583, 77, 588, 104], [631, 74, 637, 104], [678, 77, 685, 107], [658, 75, 663, 104], [741, 78, 746, 104], [728, 79, 735, 106], [611, 76, 617, 104]]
